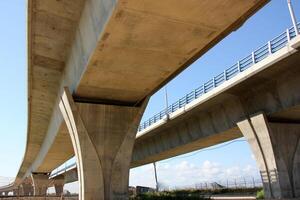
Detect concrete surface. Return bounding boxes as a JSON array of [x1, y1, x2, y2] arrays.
[[31, 174, 51, 196], [59, 88, 148, 199], [51, 35, 300, 199], [18, 0, 269, 183], [53, 175, 64, 196], [131, 38, 300, 167], [0, 0, 269, 198], [238, 113, 300, 199]]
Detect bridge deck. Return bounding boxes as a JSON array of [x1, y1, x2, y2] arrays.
[[1, 0, 268, 192]]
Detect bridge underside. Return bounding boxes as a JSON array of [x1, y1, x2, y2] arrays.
[[1, 0, 270, 198], [51, 48, 300, 200], [132, 46, 300, 167], [27, 0, 268, 175], [50, 33, 300, 200], [132, 45, 300, 199]]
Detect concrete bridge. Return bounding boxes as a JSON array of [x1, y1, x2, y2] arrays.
[[4, 0, 300, 199], [49, 23, 300, 200]]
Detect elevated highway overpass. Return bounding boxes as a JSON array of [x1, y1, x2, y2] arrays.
[[51, 25, 300, 199], [0, 0, 270, 199]]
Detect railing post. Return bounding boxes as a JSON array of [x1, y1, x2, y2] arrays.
[[138, 26, 297, 134], [186, 94, 188, 104], [287, 0, 299, 36], [286, 28, 291, 42], [252, 52, 256, 64], [268, 41, 272, 54], [237, 61, 241, 72]]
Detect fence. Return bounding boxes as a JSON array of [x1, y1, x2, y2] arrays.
[[138, 24, 300, 132], [160, 177, 263, 191]]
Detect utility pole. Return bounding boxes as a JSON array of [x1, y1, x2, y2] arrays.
[[164, 87, 169, 120], [153, 162, 159, 192], [287, 0, 299, 35]]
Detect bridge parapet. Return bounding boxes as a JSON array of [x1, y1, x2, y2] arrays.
[[138, 23, 300, 133]]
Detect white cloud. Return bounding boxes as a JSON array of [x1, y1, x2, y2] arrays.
[[0, 176, 14, 187], [129, 160, 261, 189]]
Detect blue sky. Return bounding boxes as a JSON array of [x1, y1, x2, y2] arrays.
[[0, 0, 300, 191]]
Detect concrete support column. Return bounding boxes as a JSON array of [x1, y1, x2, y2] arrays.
[[31, 173, 50, 196], [59, 88, 148, 200], [4, 191, 8, 196], [237, 113, 300, 199], [21, 183, 33, 196], [13, 188, 19, 196], [53, 175, 65, 196], [18, 185, 24, 196]]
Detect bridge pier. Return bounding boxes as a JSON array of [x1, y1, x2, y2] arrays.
[[53, 175, 65, 196], [59, 88, 148, 200], [19, 185, 24, 196], [31, 173, 50, 196], [237, 113, 300, 199], [21, 182, 33, 196], [13, 188, 19, 196]]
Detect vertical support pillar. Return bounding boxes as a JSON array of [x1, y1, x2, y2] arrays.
[[19, 185, 24, 196], [13, 188, 19, 196], [20, 177, 34, 196], [4, 191, 8, 196], [237, 113, 300, 199], [53, 175, 65, 196], [59, 87, 148, 200], [31, 173, 50, 196], [21, 183, 33, 196]]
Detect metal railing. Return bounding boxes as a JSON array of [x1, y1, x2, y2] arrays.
[[50, 162, 77, 178], [138, 24, 300, 132], [163, 177, 263, 191]]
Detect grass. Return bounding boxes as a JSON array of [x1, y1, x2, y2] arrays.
[[131, 191, 209, 200], [256, 189, 264, 199], [130, 187, 262, 200]]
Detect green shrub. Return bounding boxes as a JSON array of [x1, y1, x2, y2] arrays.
[[256, 189, 264, 199], [131, 191, 209, 200], [130, 187, 263, 200]]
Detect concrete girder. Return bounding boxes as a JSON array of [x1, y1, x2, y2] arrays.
[[59, 88, 148, 199], [237, 113, 300, 199]]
